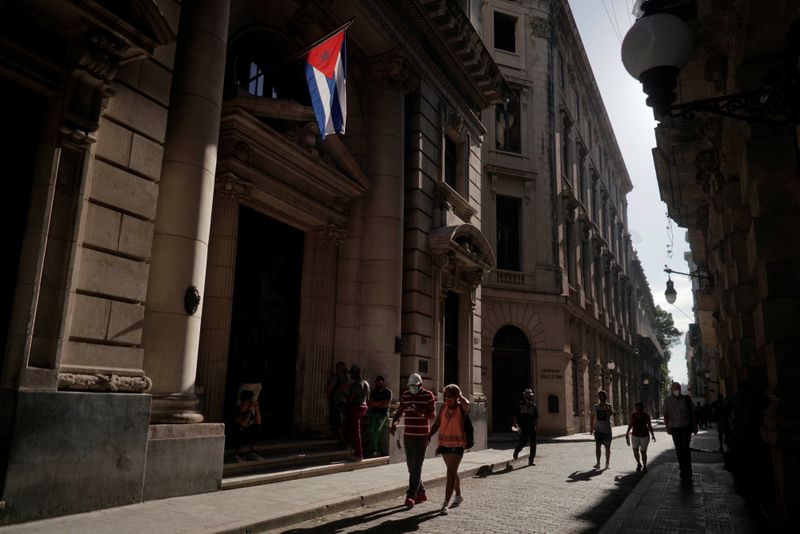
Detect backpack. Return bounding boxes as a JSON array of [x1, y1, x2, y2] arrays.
[[461, 406, 475, 449]]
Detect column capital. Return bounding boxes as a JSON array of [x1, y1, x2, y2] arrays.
[[215, 175, 253, 201], [370, 50, 419, 94], [314, 222, 346, 246]]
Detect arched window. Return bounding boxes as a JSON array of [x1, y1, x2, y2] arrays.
[[225, 28, 311, 106]]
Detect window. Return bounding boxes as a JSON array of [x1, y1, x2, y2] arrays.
[[561, 118, 572, 181], [444, 292, 460, 386], [495, 90, 521, 153], [566, 217, 575, 284], [494, 12, 517, 52], [444, 135, 457, 189], [247, 62, 265, 97], [496, 196, 521, 271], [578, 152, 586, 203], [559, 51, 566, 87]]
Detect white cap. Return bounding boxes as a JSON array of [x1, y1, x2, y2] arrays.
[[407, 373, 422, 386]]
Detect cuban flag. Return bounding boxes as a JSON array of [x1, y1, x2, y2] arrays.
[[305, 30, 346, 138]]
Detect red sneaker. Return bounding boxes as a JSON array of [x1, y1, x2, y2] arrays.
[[404, 497, 415, 509], [414, 490, 427, 504]]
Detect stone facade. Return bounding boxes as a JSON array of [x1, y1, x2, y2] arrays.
[[0, 0, 507, 524], [642, 0, 799, 529], [478, 0, 663, 435]]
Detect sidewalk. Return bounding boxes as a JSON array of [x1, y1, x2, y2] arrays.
[[600, 431, 763, 534], [0, 448, 524, 534]]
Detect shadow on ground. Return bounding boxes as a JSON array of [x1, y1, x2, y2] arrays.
[[280, 505, 442, 534]]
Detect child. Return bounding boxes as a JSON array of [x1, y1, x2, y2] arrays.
[[625, 401, 656, 473], [232, 389, 262, 462]]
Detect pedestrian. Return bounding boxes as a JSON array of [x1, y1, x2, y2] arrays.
[[389, 373, 436, 509], [511, 388, 539, 466], [662, 382, 698, 479], [347, 364, 369, 461], [427, 384, 469, 515], [625, 401, 655, 473], [709, 393, 729, 452], [326, 361, 350, 445], [696, 402, 708, 429], [231, 389, 262, 462], [365, 375, 392, 457], [590, 390, 614, 469]]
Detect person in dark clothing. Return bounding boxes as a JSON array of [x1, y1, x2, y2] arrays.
[[662, 382, 698, 479], [709, 393, 729, 452], [326, 361, 350, 444], [347, 364, 370, 461], [625, 401, 656, 472], [365, 375, 392, 457], [230, 389, 262, 462], [511, 388, 539, 466]]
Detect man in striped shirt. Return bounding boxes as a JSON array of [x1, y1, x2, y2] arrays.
[[390, 373, 436, 509]]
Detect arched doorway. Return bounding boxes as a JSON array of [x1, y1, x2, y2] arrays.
[[492, 325, 531, 432]]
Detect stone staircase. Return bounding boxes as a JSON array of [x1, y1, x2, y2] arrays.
[[221, 438, 389, 490]]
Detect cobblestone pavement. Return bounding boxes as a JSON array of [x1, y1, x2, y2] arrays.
[[274, 427, 729, 534]]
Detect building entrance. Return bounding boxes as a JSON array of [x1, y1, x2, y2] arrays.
[[0, 78, 43, 378], [491, 325, 531, 432], [226, 206, 304, 438]]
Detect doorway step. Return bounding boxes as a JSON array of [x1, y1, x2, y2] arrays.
[[221, 439, 389, 490]]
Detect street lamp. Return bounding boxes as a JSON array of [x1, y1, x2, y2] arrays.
[[621, 0, 800, 125], [621, 1, 692, 117], [664, 276, 677, 304], [663, 266, 713, 304], [607, 360, 616, 372]]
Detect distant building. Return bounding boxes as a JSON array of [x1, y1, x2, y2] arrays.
[[477, 0, 663, 434]]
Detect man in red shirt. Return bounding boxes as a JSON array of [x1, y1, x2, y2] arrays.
[[390, 373, 435, 509]]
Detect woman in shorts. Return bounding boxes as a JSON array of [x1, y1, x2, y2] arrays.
[[625, 401, 656, 472], [427, 384, 470, 515]]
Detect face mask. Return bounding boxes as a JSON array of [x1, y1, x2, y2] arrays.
[[672, 389, 680, 397], [409, 385, 420, 394]]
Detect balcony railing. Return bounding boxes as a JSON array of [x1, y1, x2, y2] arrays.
[[487, 269, 536, 290]]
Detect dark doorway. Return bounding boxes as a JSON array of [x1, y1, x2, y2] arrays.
[[227, 207, 304, 438], [0, 78, 44, 377], [492, 325, 531, 432], [444, 292, 460, 386]]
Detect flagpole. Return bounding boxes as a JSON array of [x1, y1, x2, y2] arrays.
[[279, 18, 355, 67]]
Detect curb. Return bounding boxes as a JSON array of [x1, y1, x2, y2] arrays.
[[217, 454, 524, 533]]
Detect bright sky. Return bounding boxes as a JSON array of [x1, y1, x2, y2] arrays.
[[568, 0, 692, 385]]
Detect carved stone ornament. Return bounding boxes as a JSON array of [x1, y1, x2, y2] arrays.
[[530, 16, 550, 39], [216, 176, 253, 200], [62, 30, 129, 144], [235, 142, 251, 162], [315, 223, 346, 246], [58, 372, 153, 393], [290, 0, 332, 33], [370, 50, 418, 94]]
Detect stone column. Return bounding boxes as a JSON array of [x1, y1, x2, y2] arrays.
[[577, 356, 589, 431], [358, 53, 404, 375], [143, 0, 231, 423], [298, 224, 345, 433], [743, 127, 800, 525], [196, 177, 250, 423]]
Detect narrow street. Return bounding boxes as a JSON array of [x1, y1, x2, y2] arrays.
[[275, 428, 757, 534]]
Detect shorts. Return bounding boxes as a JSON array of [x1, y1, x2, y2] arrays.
[[436, 446, 464, 457], [594, 431, 612, 446], [630, 435, 650, 451]]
